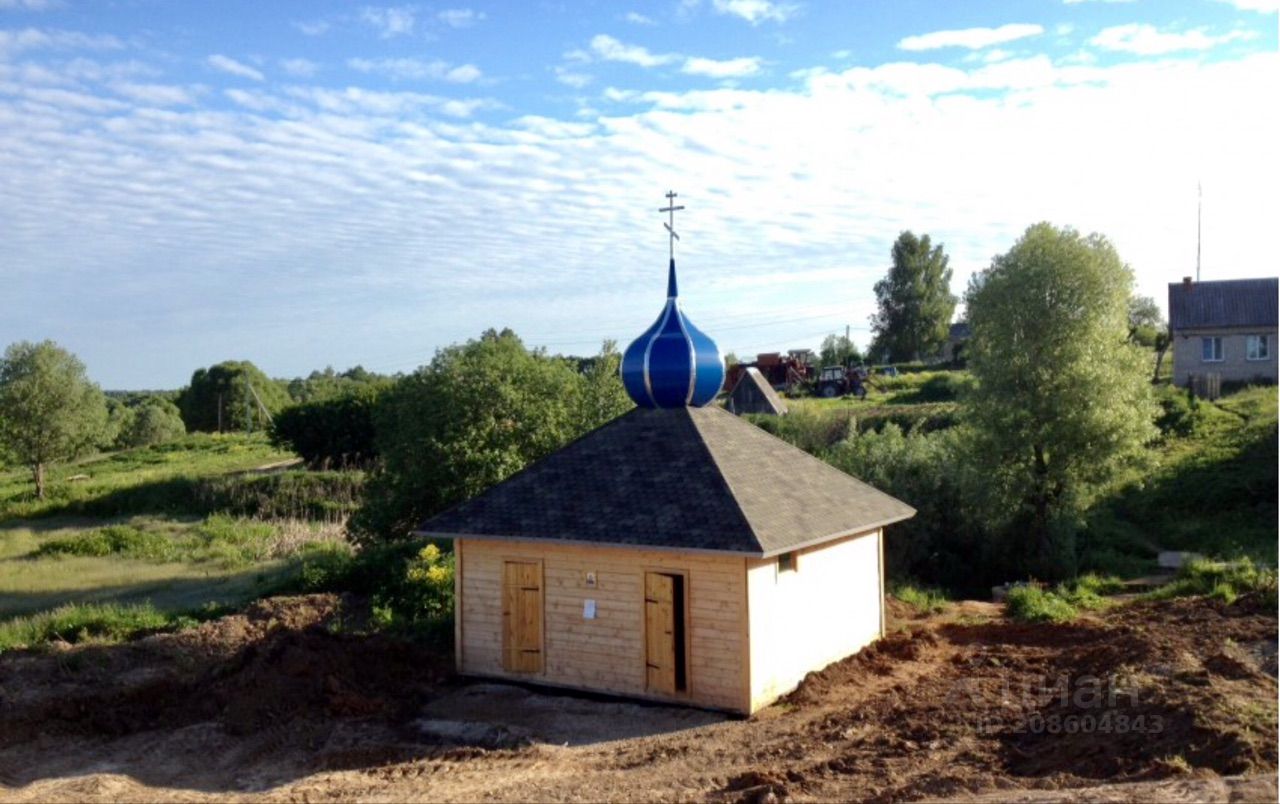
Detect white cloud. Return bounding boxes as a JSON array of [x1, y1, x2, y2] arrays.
[[207, 54, 264, 81], [360, 6, 416, 38], [624, 11, 656, 25], [1, 37, 1276, 387], [347, 57, 483, 83], [0, 28, 122, 57], [293, 19, 331, 36], [437, 8, 484, 28], [109, 82, 195, 106], [682, 55, 762, 78], [0, 0, 63, 9], [555, 67, 592, 88], [1215, 0, 1280, 10], [1090, 24, 1250, 55], [589, 34, 677, 67], [280, 58, 319, 77], [898, 23, 1044, 51], [711, 0, 796, 24]]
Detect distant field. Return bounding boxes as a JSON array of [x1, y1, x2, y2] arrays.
[[0, 433, 293, 520], [0, 434, 356, 651]]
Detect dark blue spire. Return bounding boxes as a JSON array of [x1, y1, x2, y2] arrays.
[[620, 259, 725, 408]]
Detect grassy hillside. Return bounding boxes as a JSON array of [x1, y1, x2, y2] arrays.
[[0, 434, 360, 651], [1086, 385, 1278, 570]]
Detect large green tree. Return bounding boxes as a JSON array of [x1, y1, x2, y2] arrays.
[[819, 333, 862, 367], [354, 330, 632, 541], [870, 231, 957, 362], [964, 223, 1156, 577], [176, 360, 290, 433], [0, 341, 108, 498]]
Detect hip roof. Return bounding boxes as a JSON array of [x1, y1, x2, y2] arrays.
[[418, 405, 915, 557]]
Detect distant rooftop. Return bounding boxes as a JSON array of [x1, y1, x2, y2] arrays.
[[1168, 277, 1278, 330]]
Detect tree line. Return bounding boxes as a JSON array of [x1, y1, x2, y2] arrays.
[[2, 222, 1174, 586]]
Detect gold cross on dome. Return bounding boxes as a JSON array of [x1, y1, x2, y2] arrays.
[[659, 190, 684, 260]]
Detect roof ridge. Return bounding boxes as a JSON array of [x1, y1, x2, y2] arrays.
[[686, 407, 768, 554], [699, 406, 917, 519]]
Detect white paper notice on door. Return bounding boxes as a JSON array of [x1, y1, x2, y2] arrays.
[[583, 599, 596, 619]]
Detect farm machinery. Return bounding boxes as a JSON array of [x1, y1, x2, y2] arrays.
[[725, 350, 871, 399]]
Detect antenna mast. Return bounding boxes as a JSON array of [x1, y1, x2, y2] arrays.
[[1196, 182, 1202, 282]]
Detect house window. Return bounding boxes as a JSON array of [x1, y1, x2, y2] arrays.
[[1247, 335, 1270, 361], [1201, 337, 1224, 362], [777, 552, 797, 573]]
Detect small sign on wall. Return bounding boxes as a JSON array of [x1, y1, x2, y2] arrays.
[[583, 599, 597, 619], [585, 571, 597, 587]]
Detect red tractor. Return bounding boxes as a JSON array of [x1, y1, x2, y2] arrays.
[[726, 351, 815, 395]]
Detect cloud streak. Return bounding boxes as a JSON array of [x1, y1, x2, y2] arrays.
[[207, 54, 264, 81], [898, 23, 1044, 51], [1090, 24, 1251, 55]]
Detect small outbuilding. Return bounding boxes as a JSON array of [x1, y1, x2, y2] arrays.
[[419, 226, 915, 715], [726, 366, 788, 416]]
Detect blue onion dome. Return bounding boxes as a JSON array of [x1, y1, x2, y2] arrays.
[[621, 259, 725, 408]]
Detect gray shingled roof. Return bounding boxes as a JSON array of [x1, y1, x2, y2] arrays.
[[1169, 278, 1278, 330], [418, 405, 915, 556]]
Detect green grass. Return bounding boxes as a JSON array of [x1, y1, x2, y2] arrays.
[[1004, 574, 1123, 623], [0, 515, 348, 640], [0, 433, 295, 519], [1087, 384, 1278, 570], [0, 602, 195, 651], [892, 582, 950, 615], [1147, 559, 1277, 608]]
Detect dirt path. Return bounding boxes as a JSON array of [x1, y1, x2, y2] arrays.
[[0, 594, 1275, 802]]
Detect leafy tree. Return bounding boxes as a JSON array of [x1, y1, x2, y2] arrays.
[[120, 397, 187, 447], [271, 384, 386, 468], [1128, 294, 1172, 381], [870, 231, 957, 362], [963, 223, 1156, 578], [575, 340, 634, 432], [819, 333, 862, 367], [176, 360, 290, 432], [0, 341, 108, 499], [354, 330, 632, 541], [102, 398, 135, 449]]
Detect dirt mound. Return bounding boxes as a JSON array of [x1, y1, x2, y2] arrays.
[[0, 593, 1274, 802], [0, 595, 448, 751], [768, 596, 1277, 801]]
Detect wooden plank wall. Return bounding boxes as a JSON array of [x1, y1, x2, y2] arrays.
[[745, 529, 883, 712], [457, 538, 749, 712]]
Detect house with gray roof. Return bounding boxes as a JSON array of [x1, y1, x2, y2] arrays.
[[1169, 277, 1277, 389], [419, 204, 914, 714]]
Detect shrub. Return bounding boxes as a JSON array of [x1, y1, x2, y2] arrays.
[[270, 387, 383, 469], [193, 514, 278, 567], [1005, 584, 1079, 623], [1154, 385, 1203, 437], [119, 397, 187, 448], [1148, 559, 1277, 608], [35, 524, 176, 561], [892, 583, 949, 615]]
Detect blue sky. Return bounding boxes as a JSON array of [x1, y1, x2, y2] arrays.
[[2, 0, 1277, 388]]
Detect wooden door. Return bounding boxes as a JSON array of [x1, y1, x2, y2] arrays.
[[502, 561, 543, 674], [644, 572, 677, 695]]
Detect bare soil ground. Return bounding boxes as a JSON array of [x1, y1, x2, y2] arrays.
[[0, 593, 1275, 802]]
